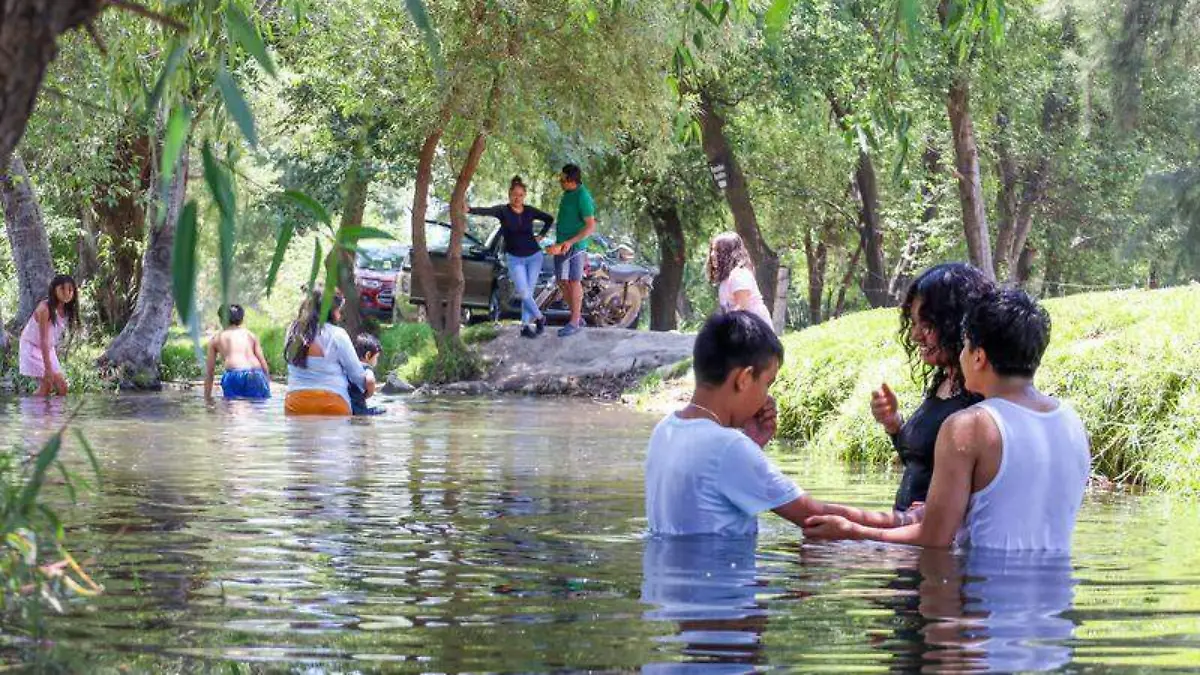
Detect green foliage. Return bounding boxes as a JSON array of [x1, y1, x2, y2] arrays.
[[243, 310, 287, 376], [171, 202, 199, 326], [462, 322, 499, 345], [1, 426, 102, 631], [379, 322, 487, 385], [159, 333, 202, 383]]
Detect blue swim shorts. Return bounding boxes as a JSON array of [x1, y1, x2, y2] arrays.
[[221, 368, 271, 399]]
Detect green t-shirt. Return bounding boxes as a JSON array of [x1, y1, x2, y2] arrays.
[[555, 184, 596, 250]]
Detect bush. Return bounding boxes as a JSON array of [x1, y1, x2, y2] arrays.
[[159, 331, 202, 382], [383, 323, 484, 385], [243, 309, 286, 376]]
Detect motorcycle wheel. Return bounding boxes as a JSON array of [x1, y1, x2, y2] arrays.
[[589, 286, 644, 329]]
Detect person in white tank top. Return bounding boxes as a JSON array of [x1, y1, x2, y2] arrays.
[[802, 288, 1091, 551]]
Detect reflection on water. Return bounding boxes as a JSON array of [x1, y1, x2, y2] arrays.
[[1, 393, 1198, 672], [642, 536, 767, 672]]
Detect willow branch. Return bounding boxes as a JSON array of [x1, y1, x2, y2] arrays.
[[103, 0, 188, 32]]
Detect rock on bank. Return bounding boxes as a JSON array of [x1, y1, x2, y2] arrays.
[[477, 326, 694, 397]]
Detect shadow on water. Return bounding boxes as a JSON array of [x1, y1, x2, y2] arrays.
[[1, 393, 1198, 672]]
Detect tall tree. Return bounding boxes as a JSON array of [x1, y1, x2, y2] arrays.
[[934, 0, 1009, 280], [648, 196, 687, 331], [1, 153, 54, 331], [99, 150, 189, 384], [696, 87, 781, 312], [407, 0, 676, 344], [0, 1, 104, 173]]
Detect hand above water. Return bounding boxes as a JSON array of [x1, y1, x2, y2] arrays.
[[871, 382, 902, 435], [743, 396, 778, 448], [802, 514, 858, 541]]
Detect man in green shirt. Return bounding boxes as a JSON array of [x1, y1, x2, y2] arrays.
[[547, 163, 597, 337]]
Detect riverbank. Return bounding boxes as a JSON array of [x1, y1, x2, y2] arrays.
[[6, 286, 1198, 493], [630, 285, 1200, 494]]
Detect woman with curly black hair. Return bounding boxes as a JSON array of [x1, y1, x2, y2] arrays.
[[871, 263, 994, 512]]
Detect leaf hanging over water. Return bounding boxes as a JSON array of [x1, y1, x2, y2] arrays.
[[307, 239, 323, 293], [171, 201, 199, 326], [404, 0, 443, 79], [225, 4, 278, 77], [283, 189, 333, 227], [216, 64, 257, 148], [265, 221, 295, 298], [158, 105, 191, 223]]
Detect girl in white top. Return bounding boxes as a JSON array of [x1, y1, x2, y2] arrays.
[[707, 232, 774, 329]]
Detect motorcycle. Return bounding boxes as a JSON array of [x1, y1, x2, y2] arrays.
[[532, 249, 655, 329]]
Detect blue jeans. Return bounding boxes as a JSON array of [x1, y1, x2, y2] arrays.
[[507, 252, 544, 325]]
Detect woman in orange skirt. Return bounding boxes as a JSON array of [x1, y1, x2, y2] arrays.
[[283, 289, 367, 416]]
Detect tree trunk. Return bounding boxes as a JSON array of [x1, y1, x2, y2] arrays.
[[1015, 242, 1036, 286], [337, 151, 371, 336], [442, 36, 509, 340], [410, 123, 448, 337], [676, 288, 695, 324], [648, 194, 685, 332], [946, 76, 994, 280], [772, 266, 790, 333], [1007, 162, 1047, 285], [1, 153, 54, 332], [804, 226, 828, 325], [0, 1, 103, 173], [99, 150, 189, 387], [697, 88, 779, 312], [1005, 91, 1063, 285], [992, 112, 1020, 280], [834, 241, 864, 319], [91, 131, 153, 331], [888, 231, 920, 301], [827, 93, 889, 308], [853, 150, 890, 307], [891, 142, 941, 299], [75, 202, 101, 283], [445, 131, 490, 339]]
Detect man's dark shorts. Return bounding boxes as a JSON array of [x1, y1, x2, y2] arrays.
[[554, 249, 586, 282]]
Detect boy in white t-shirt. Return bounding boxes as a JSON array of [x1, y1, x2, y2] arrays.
[[646, 311, 837, 536]]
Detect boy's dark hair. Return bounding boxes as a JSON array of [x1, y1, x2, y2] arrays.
[[962, 288, 1051, 378], [221, 303, 245, 327], [562, 163, 582, 184], [693, 311, 784, 386], [354, 333, 382, 360]]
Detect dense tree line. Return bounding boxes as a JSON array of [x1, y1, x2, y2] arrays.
[[2, 0, 1197, 383]]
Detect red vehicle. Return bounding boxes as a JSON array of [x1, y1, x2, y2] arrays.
[[355, 244, 409, 321]]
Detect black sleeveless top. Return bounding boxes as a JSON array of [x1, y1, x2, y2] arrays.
[[890, 388, 982, 511]]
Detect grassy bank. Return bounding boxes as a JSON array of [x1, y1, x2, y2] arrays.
[[759, 285, 1200, 494]]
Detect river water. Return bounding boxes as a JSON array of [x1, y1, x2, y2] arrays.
[[1, 393, 1198, 672]]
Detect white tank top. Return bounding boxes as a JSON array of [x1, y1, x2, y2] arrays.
[[956, 398, 1091, 551]]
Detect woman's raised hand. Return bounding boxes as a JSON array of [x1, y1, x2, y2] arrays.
[[871, 382, 902, 435]]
